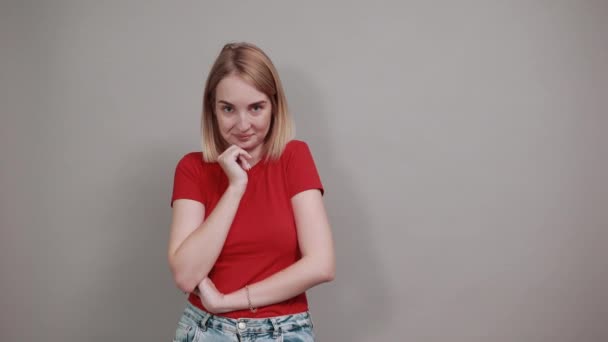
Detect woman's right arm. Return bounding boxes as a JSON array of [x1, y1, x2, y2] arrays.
[[168, 185, 244, 293], [168, 145, 252, 293]]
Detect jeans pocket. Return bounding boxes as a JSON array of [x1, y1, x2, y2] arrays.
[[280, 326, 315, 342], [173, 321, 196, 342]]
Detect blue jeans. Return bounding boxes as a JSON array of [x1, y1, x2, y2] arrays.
[[173, 302, 316, 341]]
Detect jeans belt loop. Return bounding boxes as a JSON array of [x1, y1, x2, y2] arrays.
[[270, 318, 281, 338], [199, 313, 211, 331]]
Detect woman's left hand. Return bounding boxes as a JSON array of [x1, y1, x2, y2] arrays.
[[195, 277, 226, 314]]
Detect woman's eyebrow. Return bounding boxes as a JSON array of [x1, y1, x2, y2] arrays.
[[218, 100, 267, 106]]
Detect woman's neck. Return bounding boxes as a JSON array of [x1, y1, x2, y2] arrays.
[[245, 144, 266, 167]]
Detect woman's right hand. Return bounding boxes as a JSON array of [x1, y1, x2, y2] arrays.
[[217, 145, 253, 190]]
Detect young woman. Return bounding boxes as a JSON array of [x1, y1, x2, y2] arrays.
[[168, 42, 335, 341]]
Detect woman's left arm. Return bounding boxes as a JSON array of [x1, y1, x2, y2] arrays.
[[199, 188, 335, 313]]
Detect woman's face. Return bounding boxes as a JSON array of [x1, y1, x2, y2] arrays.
[[214, 74, 272, 155]]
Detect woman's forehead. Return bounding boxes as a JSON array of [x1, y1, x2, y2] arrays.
[[215, 75, 268, 105]]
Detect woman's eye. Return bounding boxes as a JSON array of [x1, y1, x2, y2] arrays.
[[252, 105, 263, 112], [222, 106, 233, 113]]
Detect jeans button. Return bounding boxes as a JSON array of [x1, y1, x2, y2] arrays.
[[238, 322, 246, 330]]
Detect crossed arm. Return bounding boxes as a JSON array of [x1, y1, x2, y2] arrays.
[[168, 187, 335, 312]]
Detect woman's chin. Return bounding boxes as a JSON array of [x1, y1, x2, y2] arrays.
[[229, 141, 255, 151]]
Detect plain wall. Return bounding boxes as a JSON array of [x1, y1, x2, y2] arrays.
[[1, 1, 607, 341]]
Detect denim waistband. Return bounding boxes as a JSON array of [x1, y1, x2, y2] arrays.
[[181, 301, 313, 336]]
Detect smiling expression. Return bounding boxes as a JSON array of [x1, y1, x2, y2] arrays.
[[214, 74, 273, 159]]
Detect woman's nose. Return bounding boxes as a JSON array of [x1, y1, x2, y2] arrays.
[[236, 112, 251, 130]]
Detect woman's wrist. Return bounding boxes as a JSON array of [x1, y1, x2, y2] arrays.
[[226, 183, 247, 197], [222, 287, 249, 312]]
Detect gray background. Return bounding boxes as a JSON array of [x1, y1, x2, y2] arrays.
[[1, 1, 607, 341]]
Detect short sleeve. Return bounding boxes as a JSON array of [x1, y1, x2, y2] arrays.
[[285, 141, 324, 198], [170, 153, 205, 207]]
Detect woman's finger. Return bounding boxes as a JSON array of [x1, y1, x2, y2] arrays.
[[221, 145, 253, 171], [235, 147, 252, 160], [239, 155, 251, 170]]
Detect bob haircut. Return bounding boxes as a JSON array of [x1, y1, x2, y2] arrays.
[[201, 42, 294, 162]]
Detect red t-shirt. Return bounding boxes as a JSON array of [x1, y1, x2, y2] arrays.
[[170, 139, 324, 318]]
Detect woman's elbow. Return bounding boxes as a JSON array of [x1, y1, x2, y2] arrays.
[[169, 258, 198, 293], [316, 259, 335, 283], [324, 264, 336, 282], [320, 269, 335, 283], [173, 272, 198, 293]]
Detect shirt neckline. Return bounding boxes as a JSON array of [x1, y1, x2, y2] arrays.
[[246, 157, 268, 178]]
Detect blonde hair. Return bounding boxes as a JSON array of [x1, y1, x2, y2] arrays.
[[201, 42, 294, 162]]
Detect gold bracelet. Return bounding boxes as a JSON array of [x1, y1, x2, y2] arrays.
[[245, 285, 257, 313]]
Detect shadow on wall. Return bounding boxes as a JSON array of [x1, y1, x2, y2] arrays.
[[280, 66, 391, 341], [88, 143, 188, 341]]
